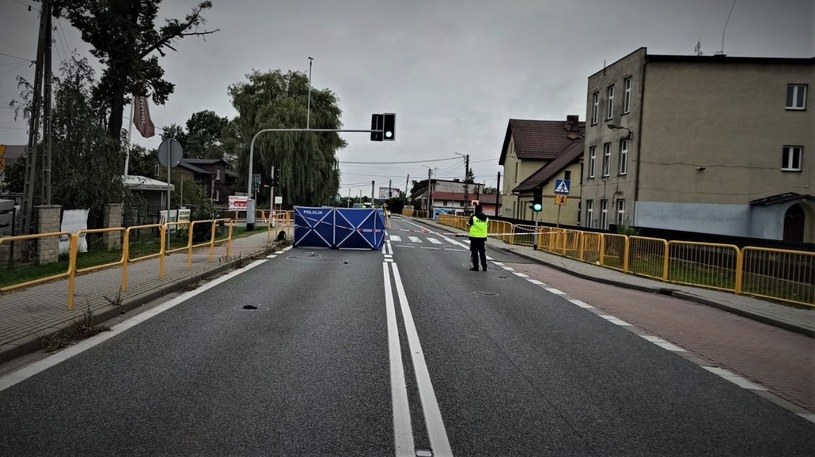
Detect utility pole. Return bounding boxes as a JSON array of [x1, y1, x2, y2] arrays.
[[404, 174, 409, 198], [464, 153, 470, 211], [371, 180, 375, 206], [496, 171, 502, 216], [427, 168, 432, 218], [388, 179, 392, 200], [21, 0, 51, 234], [41, 0, 53, 205]]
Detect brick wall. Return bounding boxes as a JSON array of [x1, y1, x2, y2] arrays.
[[103, 203, 123, 250], [35, 205, 61, 265]]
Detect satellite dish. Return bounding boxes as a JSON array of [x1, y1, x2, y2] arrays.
[[157, 138, 183, 167]]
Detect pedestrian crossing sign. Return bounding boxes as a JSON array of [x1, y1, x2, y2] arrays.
[[554, 179, 570, 195]]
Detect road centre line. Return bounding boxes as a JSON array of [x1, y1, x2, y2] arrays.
[[382, 263, 415, 456], [390, 263, 453, 456], [0, 259, 269, 393]]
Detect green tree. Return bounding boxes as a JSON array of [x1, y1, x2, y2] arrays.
[[227, 70, 344, 207], [184, 110, 228, 159], [127, 144, 158, 179], [51, 0, 217, 145], [48, 58, 128, 226]]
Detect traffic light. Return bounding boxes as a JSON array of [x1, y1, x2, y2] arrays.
[[370, 114, 383, 141], [531, 187, 543, 212], [383, 113, 395, 141], [270, 166, 280, 187]]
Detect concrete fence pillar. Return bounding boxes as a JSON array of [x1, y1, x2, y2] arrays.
[[35, 205, 61, 265], [103, 203, 123, 250]]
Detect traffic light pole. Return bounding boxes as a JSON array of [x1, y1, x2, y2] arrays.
[[246, 127, 385, 230]]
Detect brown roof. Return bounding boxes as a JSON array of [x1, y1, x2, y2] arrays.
[[514, 140, 584, 194], [498, 116, 585, 165]]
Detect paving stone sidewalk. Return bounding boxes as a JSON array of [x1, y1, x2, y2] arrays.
[[0, 230, 283, 363], [413, 218, 814, 337]]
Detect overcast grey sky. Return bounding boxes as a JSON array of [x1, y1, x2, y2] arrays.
[[1, 0, 812, 196]]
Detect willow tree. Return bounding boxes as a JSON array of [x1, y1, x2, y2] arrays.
[[227, 70, 343, 207]]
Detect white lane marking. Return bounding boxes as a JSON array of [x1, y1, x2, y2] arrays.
[[391, 264, 452, 456], [386, 240, 394, 255], [641, 335, 686, 352], [427, 237, 443, 245], [390, 235, 402, 242], [600, 315, 632, 326], [528, 279, 545, 285], [545, 287, 566, 295], [419, 247, 440, 250], [486, 256, 493, 260], [492, 261, 504, 266], [385, 259, 395, 263], [445, 238, 461, 246], [702, 367, 768, 391], [274, 251, 285, 254], [513, 272, 529, 278], [797, 413, 815, 424], [569, 299, 595, 309], [266, 254, 277, 259], [383, 263, 415, 456], [396, 245, 415, 248], [444, 248, 466, 252], [408, 236, 423, 243], [0, 259, 269, 393], [282, 246, 293, 251], [502, 266, 515, 271]]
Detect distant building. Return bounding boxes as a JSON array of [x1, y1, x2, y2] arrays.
[[582, 48, 813, 242], [410, 179, 494, 217], [498, 116, 585, 223], [378, 186, 401, 199], [176, 158, 237, 206]]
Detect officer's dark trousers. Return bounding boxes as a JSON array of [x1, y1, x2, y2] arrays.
[[469, 237, 487, 270]]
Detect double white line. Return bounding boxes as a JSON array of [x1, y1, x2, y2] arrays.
[[383, 261, 452, 457]]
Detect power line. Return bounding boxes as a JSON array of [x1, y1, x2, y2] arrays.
[[339, 156, 458, 165], [0, 51, 33, 62]]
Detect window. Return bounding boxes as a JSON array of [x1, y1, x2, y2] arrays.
[[623, 77, 632, 114], [602, 143, 611, 177], [586, 200, 594, 228], [588, 146, 596, 178], [564, 170, 571, 181], [782, 146, 802, 171], [600, 199, 608, 230], [618, 139, 629, 175], [591, 92, 599, 124], [786, 84, 807, 110], [616, 199, 625, 227], [606, 85, 614, 119], [514, 162, 519, 183], [216, 169, 221, 181], [212, 189, 220, 202]]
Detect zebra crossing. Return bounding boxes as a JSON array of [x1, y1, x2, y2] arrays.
[[389, 233, 469, 251]]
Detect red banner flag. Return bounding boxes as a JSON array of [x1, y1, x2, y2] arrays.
[[133, 95, 155, 138]]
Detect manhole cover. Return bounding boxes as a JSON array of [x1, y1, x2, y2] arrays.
[[473, 291, 499, 296]]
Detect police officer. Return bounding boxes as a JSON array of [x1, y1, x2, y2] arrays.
[[466, 204, 489, 271]]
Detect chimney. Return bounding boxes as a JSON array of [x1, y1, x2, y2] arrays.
[[565, 115, 579, 132]]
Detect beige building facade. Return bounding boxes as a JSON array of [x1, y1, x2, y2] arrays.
[[582, 48, 814, 242], [499, 117, 584, 225]]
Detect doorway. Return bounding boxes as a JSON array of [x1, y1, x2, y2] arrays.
[[783, 204, 805, 242]]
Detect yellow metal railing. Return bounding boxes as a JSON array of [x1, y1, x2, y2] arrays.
[[741, 247, 814, 306], [0, 231, 72, 292], [0, 218, 237, 310], [667, 241, 741, 293], [433, 215, 813, 307]]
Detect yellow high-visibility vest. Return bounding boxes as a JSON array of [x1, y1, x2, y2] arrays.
[[469, 216, 488, 238]]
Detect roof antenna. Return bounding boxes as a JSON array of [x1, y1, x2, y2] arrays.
[[716, 0, 736, 56], [694, 38, 703, 56]]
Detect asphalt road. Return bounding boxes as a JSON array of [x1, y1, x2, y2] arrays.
[[0, 215, 812, 456]]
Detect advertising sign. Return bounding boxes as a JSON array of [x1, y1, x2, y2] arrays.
[[229, 195, 248, 211]]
